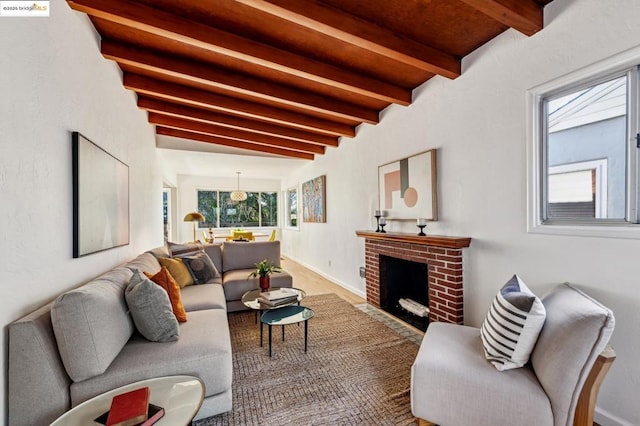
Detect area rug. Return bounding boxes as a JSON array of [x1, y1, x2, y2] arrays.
[[195, 293, 420, 426]]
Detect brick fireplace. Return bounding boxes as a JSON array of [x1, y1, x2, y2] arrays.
[[356, 231, 471, 324]]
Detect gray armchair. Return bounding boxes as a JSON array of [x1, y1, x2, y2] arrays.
[[411, 283, 615, 426]]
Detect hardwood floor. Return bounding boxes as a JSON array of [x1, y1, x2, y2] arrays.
[[281, 257, 365, 305]]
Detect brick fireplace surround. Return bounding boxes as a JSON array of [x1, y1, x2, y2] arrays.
[[356, 231, 471, 324]]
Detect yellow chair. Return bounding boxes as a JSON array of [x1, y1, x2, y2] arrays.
[[268, 229, 277, 241], [233, 231, 254, 241]]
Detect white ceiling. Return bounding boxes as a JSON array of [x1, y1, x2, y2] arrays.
[[157, 134, 308, 181]]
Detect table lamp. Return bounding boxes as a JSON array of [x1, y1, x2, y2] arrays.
[[183, 212, 205, 242]]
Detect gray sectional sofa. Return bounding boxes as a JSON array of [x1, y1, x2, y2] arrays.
[[8, 240, 292, 425]]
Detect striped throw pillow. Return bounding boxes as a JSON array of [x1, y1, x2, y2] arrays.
[[167, 241, 203, 258], [480, 275, 546, 371]]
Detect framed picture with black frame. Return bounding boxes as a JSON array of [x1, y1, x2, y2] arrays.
[[72, 131, 130, 258]]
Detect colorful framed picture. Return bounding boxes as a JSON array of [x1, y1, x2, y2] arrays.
[[378, 149, 437, 220], [302, 175, 326, 223]]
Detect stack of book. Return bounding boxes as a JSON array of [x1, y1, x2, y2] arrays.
[[94, 386, 165, 426], [258, 288, 298, 306]]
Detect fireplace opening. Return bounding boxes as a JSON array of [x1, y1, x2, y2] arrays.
[[379, 255, 429, 331]]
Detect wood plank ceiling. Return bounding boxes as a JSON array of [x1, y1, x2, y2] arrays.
[[67, 0, 554, 160]]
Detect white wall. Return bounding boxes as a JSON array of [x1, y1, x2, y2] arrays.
[[176, 174, 281, 242], [0, 4, 162, 423], [282, 0, 640, 424]]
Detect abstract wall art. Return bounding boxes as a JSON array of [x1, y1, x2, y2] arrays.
[[378, 149, 437, 220], [302, 175, 326, 223], [72, 132, 130, 258]]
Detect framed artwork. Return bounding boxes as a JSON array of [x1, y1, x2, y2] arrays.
[[378, 149, 437, 220], [302, 175, 326, 223], [72, 132, 130, 258]]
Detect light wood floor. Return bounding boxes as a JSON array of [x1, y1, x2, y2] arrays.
[[281, 257, 365, 305]]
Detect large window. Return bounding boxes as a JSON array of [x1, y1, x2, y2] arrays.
[[529, 62, 640, 237], [197, 189, 278, 228]]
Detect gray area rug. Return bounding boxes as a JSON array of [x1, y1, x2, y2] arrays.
[[195, 293, 420, 425]]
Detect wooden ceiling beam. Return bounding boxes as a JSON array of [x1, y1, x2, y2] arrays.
[[67, 0, 411, 105], [156, 126, 314, 160], [102, 40, 379, 124], [148, 112, 325, 155], [124, 73, 356, 137], [458, 0, 543, 36], [138, 96, 339, 147], [234, 0, 461, 79]]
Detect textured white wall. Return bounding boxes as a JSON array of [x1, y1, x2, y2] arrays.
[[0, 4, 162, 423], [282, 0, 640, 424]]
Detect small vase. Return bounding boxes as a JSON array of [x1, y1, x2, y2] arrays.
[[259, 276, 270, 292]]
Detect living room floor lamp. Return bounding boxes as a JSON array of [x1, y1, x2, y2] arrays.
[[183, 212, 205, 242]]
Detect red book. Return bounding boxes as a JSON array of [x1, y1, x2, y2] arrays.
[[106, 387, 150, 426]]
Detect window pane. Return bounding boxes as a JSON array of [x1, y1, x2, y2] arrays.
[[545, 75, 627, 220], [260, 192, 278, 226], [288, 188, 297, 227], [219, 191, 236, 228], [197, 190, 218, 228]]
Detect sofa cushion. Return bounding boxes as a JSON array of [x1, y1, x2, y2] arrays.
[[124, 252, 161, 276], [51, 267, 135, 382], [69, 309, 232, 407], [203, 243, 223, 275], [411, 322, 553, 426], [125, 270, 179, 342], [158, 257, 194, 288], [222, 241, 282, 272], [145, 267, 188, 322], [531, 284, 615, 426], [480, 275, 546, 371], [181, 251, 220, 284], [181, 283, 226, 312], [167, 241, 204, 257], [222, 268, 293, 302]]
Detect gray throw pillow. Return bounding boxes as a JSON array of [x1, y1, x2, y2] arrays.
[[125, 270, 179, 342], [181, 251, 220, 284]]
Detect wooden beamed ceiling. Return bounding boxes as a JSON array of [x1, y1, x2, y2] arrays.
[[67, 0, 553, 160]]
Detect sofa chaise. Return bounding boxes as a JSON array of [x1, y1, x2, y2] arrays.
[[8, 240, 292, 425]]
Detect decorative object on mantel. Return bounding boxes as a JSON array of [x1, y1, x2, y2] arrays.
[[249, 259, 282, 292], [379, 217, 387, 233], [417, 218, 427, 236], [230, 171, 248, 202], [374, 210, 382, 232], [378, 149, 437, 221], [302, 175, 326, 223], [183, 212, 205, 242]]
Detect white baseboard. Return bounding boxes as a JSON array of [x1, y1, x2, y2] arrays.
[[283, 253, 366, 299], [595, 407, 633, 426]]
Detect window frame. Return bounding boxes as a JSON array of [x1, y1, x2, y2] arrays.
[[284, 185, 299, 230], [527, 47, 640, 239], [196, 188, 278, 229]]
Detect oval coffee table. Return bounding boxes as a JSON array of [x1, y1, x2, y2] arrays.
[[242, 287, 306, 346], [261, 305, 315, 357], [51, 375, 204, 426]]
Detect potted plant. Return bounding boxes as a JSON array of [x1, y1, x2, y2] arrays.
[[249, 259, 282, 292]]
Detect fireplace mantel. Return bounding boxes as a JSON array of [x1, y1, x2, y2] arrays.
[[355, 231, 471, 248], [356, 230, 472, 324]]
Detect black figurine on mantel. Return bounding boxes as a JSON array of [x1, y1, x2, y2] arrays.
[[379, 217, 387, 233], [374, 210, 382, 232], [417, 218, 427, 236]]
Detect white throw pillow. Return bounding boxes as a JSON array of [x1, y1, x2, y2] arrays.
[[480, 275, 546, 371]]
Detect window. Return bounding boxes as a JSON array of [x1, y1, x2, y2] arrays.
[[197, 189, 278, 228], [162, 189, 172, 240], [528, 59, 640, 237], [285, 186, 298, 228]]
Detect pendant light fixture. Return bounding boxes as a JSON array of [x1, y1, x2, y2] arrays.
[[230, 171, 247, 202]]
